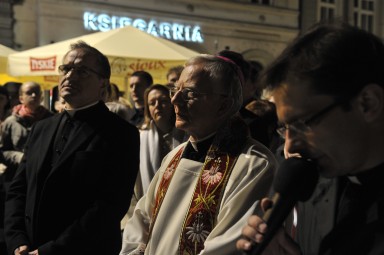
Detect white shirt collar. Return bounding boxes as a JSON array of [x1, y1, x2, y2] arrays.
[[65, 101, 99, 117]]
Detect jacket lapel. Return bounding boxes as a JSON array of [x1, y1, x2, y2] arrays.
[[35, 114, 62, 175], [48, 102, 107, 175], [51, 119, 96, 172]]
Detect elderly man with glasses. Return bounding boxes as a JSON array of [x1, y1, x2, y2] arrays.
[[4, 41, 140, 255], [237, 22, 384, 255], [120, 54, 276, 255]]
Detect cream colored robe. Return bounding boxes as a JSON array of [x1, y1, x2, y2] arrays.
[[120, 138, 276, 255], [139, 121, 185, 196]]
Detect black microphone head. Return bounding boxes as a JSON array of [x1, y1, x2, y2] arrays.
[[274, 157, 319, 202]]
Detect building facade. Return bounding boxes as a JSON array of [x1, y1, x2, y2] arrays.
[[1, 0, 383, 88], [6, 0, 300, 69], [301, 0, 384, 36]]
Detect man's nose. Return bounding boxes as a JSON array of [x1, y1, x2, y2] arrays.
[[171, 90, 183, 105], [284, 130, 307, 156], [66, 68, 78, 80]]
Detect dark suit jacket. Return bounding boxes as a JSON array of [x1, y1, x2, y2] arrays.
[[318, 164, 384, 255], [4, 102, 140, 255]]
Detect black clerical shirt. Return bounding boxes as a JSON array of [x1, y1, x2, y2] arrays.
[[181, 136, 215, 163]]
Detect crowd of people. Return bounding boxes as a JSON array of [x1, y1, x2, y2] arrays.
[[0, 21, 382, 255]]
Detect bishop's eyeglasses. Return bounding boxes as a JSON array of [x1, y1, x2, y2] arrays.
[[169, 86, 227, 101]]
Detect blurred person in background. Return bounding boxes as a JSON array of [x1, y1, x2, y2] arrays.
[[0, 86, 11, 125], [166, 65, 184, 85], [104, 82, 135, 122], [0, 81, 52, 176], [128, 71, 153, 128], [54, 97, 66, 113], [216, 50, 280, 153], [3, 82, 21, 109], [50, 85, 66, 114], [0, 85, 11, 255], [138, 84, 186, 197]]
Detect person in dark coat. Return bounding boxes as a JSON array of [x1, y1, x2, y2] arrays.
[[4, 41, 140, 255]]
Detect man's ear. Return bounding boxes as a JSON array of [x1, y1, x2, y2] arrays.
[[357, 83, 384, 122], [100, 80, 109, 101], [100, 79, 109, 89], [218, 97, 234, 117]]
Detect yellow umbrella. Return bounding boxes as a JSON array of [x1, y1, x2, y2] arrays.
[[8, 26, 199, 90], [0, 44, 15, 73], [0, 44, 27, 86]]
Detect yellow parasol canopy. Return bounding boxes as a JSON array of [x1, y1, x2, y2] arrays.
[[7, 26, 199, 90]]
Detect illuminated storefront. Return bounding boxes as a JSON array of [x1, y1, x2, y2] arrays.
[[9, 0, 300, 91], [83, 11, 204, 43]]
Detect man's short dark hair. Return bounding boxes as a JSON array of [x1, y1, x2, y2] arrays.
[[64, 40, 111, 79], [131, 71, 153, 86], [262, 22, 384, 102]]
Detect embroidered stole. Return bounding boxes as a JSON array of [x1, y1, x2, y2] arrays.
[[148, 144, 238, 255]]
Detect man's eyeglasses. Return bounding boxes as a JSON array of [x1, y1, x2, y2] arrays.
[[58, 65, 105, 78], [277, 100, 342, 139], [169, 86, 227, 101], [169, 87, 208, 101]]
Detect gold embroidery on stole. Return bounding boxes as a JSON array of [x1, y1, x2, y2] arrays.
[[147, 145, 237, 255], [179, 145, 237, 255], [148, 146, 184, 242]]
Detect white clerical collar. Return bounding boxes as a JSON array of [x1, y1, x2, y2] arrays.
[[189, 132, 216, 152], [347, 176, 362, 185], [64, 101, 99, 117]]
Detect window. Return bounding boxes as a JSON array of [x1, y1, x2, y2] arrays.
[[318, 0, 336, 21], [354, 0, 374, 32], [354, 0, 375, 11], [251, 0, 271, 4], [233, 0, 273, 5]]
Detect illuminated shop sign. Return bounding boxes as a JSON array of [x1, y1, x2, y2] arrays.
[[30, 57, 56, 71], [83, 12, 204, 43]]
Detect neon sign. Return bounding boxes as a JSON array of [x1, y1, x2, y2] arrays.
[[83, 12, 204, 43]]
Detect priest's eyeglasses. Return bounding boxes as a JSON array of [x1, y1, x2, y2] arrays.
[[58, 64, 106, 78], [169, 86, 227, 101], [276, 100, 342, 139]]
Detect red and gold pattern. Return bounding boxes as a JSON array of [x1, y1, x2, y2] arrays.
[[148, 147, 184, 241], [148, 144, 237, 255], [179, 146, 237, 255]]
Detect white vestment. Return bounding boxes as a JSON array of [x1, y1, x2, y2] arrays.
[[120, 138, 276, 255]]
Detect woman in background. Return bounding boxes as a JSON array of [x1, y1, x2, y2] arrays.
[[122, 84, 186, 229], [138, 84, 186, 196]]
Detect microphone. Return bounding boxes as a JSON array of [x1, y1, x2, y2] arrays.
[[246, 157, 319, 255]]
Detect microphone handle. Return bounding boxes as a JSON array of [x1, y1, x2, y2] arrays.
[[243, 194, 296, 255]]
